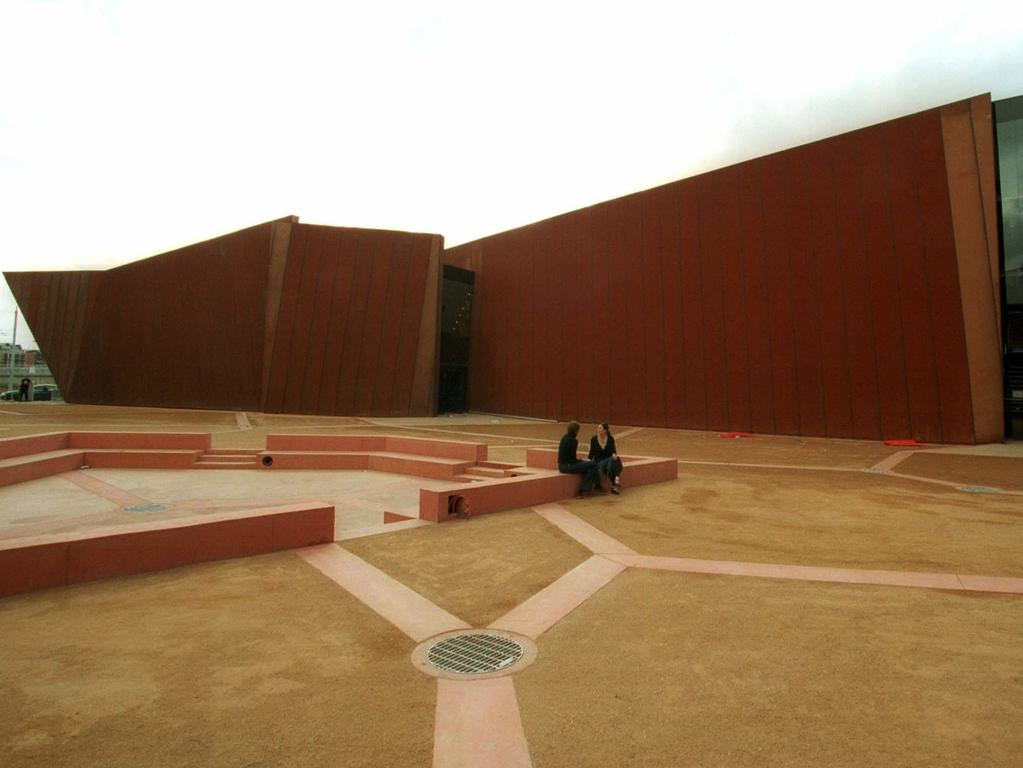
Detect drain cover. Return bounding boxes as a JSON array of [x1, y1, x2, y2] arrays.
[[412, 629, 537, 679], [124, 503, 167, 512], [959, 485, 999, 494], [426, 633, 524, 675]]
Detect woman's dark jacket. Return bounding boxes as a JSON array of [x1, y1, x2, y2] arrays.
[[588, 434, 617, 462]]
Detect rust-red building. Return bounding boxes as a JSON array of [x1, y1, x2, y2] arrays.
[[5, 94, 1010, 442]]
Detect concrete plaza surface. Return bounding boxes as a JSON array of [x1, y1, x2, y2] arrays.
[[0, 402, 1021, 767]]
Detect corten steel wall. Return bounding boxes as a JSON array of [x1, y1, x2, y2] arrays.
[[447, 95, 1002, 443], [261, 223, 442, 416], [6, 219, 443, 416]]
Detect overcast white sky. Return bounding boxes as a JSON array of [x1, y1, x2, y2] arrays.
[[2, 0, 1022, 350]]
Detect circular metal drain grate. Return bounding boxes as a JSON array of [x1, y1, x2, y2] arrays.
[[426, 633, 524, 675]]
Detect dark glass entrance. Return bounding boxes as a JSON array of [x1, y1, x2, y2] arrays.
[[995, 95, 1023, 437], [438, 265, 474, 413]]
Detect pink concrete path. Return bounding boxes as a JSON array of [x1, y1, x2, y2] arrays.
[[539, 503, 1023, 595], [533, 502, 636, 555], [58, 470, 150, 507], [294, 501, 1023, 767], [296, 542, 536, 768], [681, 455, 1023, 496], [489, 556, 626, 639], [434, 677, 531, 768], [297, 544, 469, 642]]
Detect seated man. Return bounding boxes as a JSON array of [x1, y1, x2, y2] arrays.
[[557, 421, 600, 497]]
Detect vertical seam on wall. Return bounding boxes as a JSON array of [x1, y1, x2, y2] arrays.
[[739, 174, 753, 432], [292, 231, 316, 414], [969, 101, 1003, 362], [585, 209, 596, 421], [313, 230, 341, 414], [858, 135, 885, 437], [881, 131, 913, 438], [565, 218, 578, 421], [805, 156, 827, 437], [326, 234, 355, 415], [388, 236, 413, 416], [618, 210, 629, 423], [350, 239, 379, 415], [828, 145, 854, 436], [657, 191, 669, 428], [369, 238, 395, 414], [212, 242, 233, 410], [695, 187, 709, 427], [912, 120, 945, 442], [641, 196, 653, 426], [62, 274, 82, 400], [673, 190, 687, 427], [940, 107, 979, 442], [757, 164, 777, 435], [716, 176, 730, 430], [284, 233, 311, 412], [261, 222, 291, 413], [781, 158, 800, 436]]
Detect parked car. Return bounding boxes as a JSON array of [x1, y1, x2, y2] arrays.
[[0, 385, 61, 401], [32, 385, 58, 401]]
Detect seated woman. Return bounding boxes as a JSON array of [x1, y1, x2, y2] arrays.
[[557, 421, 600, 497], [588, 422, 624, 494]]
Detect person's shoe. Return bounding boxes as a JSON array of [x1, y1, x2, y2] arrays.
[[611, 484, 621, 495]]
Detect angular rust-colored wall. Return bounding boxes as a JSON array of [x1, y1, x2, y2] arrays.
[[447, 95, 1002, 443], [6, 218, 443, 416], [261, 223, 441, 416]]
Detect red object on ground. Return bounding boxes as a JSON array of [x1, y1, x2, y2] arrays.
[[884, 439, 924, 446], [720, 432, 756, 439]]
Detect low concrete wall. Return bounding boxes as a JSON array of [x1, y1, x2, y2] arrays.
[[264, 434, 487, 461], [0, 503, 335, 598], [421, 451, 678, 523], [69, 432, 212, 450]]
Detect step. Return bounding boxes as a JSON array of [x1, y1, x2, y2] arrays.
[[462, 466, 510, 478], [205, 449, 262, 456], [197, 454, 258, 463], [194, 461, 260, 469]]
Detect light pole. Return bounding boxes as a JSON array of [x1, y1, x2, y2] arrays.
[[7, 309, 17, 396]]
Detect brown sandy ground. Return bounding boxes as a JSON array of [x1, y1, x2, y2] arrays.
[[0, 405, 953, 471], [570, 465, 1023, 576], [0, 552, 435, 768], [897, 452, 1023, 492], [515, 568, 1023, 768], [0, 403, 1021, 766], [344, 508, 592, 627], [602, 426, 903, 469], [0, 403, 238, 431], [423, 422, 907, 468]]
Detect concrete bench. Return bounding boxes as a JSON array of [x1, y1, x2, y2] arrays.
[[419, 449, 679, 523], [525, 448, 679, 486], [258, 449, 474, 480], [264, 434, 486, 462], [0, 449, 86, 487], [258, 434, 489, 479], [0, 432, 215, 487]]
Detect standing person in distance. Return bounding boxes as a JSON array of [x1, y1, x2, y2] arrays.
[[589, 422, 624, 494]]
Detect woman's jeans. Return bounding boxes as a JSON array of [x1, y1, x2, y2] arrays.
[[596, 456, 623, 483]]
